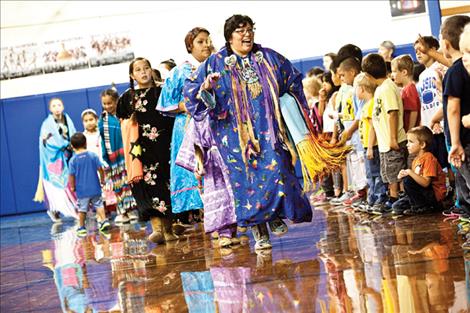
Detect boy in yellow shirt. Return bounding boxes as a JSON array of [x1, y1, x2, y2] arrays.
[[362, 54, 408, 214], [354, 73, 388, 212]]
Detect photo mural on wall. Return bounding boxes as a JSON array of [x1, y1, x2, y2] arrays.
[[0, 32, 134, 80]]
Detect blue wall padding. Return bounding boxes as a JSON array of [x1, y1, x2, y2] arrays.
[[1, 102, 17, 216], [0, 43, 418, 216], [2, 95, 50, 214], [0, 82, 128, 216]]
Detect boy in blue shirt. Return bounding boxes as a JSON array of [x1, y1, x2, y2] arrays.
[[69, 132, 110, 237]]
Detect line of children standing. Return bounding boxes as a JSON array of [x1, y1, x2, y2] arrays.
[[327, 44, 367, 207], [312, 41, 449, 217]]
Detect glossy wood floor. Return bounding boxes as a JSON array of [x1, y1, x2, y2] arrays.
[[1, 204, 469, 312]]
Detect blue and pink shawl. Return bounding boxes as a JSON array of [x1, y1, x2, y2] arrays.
[[34, 114, 77, 218]]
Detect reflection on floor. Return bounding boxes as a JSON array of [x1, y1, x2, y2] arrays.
[[0, 205, 469, 312]]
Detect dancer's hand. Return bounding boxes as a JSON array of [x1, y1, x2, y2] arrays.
[[201, 73, 221, 91]]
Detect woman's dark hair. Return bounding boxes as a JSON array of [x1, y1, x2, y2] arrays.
[[321, 72, 340, 99], [223, 14, 256, 55], [185, 27, 210, 53], [100, 88, 119, 101]]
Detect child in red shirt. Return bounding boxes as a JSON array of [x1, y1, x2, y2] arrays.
[[392, 126, 446, 215], [391, 55, 421, 132]]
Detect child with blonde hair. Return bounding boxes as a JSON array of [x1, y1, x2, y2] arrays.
[[354, 73, 388, 212]]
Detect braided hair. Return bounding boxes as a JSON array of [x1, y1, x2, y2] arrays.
[[127, 57, 157, 122]]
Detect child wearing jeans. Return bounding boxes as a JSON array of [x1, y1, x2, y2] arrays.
[[392, 126, 446, 215], [69, 132, 110, 237], [354, 73, 388, 212], [362, 53, 408, 214]]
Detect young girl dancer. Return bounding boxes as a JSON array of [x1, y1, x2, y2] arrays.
[[117, 57, 178, 244], [98, 89, 137, 224]]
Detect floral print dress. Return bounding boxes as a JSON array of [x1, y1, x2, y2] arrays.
[[117, 87, 174, 221]]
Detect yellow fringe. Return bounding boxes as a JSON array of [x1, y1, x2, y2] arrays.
[[296, 135, 351, 192]]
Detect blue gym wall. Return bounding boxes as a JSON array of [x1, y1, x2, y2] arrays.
[[0, 44, 417, 216]]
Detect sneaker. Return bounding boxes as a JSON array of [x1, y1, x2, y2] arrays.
[[355, 201, 369, 213], [330, 191, 354, 206], [352, 200, 367, 209], [77, 226, 87, 237], [47, 211, 62, 223], [99, 220, 111, 232], [268, 218, 288, 236], [392, 196, 410, 215], [254, 238, 272, 250], [384, 198, 398, 209], [343, 192, 366, 206], [115, 214, 130, 225], [329, 196, 341, 205], [442, 206, 464, 217], [372, 203, 392, 215]]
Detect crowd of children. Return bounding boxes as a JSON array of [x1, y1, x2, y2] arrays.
[[308, 15, 470, 250], [37, 14, 470, 253]]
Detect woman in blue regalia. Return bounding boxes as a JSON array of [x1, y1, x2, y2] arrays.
[[183, 15, 313, 250]]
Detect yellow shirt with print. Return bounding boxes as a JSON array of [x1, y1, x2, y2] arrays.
[[336, 84, 355, 122], [359, 98, 376, 148], [372, 78, 407, 153]]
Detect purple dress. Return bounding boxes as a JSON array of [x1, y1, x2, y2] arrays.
[[183, 45, 312, 228], [176, 115, 237, 234]]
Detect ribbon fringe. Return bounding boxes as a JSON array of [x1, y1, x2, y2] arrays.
[[296, 135, 351, 192]]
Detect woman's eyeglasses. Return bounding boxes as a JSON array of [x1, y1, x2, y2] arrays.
[[233, 27, 256, 35]]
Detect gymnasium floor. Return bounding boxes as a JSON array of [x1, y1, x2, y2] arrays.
[[0, 205, 468, 312]]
